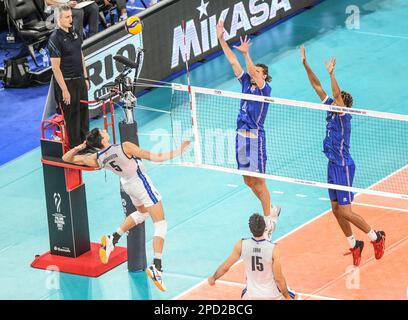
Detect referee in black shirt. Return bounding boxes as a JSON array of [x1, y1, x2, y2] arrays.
[[48, 5, 90, 148]]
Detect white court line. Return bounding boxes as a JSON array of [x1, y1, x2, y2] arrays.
[[353, 30, 408, 40], [0, 245, 14, 254], [172, 166, 408, 300], [310, 234, 408, 297], [319, 197, 331, 201], [215, 280, 341, 300], [172, 207, 333, 300], [296, 194, 308, 198], [353, 202, 408, 213]]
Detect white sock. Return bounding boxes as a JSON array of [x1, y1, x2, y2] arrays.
[[270, 205, 280, 219], [264, 215, 272, 229], [347, 235, 356, 248], [117, 228, 125, 236], [154, 252, 162, 260], [367, 229, 378, 242]]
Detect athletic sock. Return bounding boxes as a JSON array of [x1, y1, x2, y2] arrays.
[[367, 229, 378, 242], [347, 235, 356, 249], [153, 258, 162, 272], [112, 229, 124, 246]]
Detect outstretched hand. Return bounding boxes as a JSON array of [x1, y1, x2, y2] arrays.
[[233, 35, 252, 55], [325, 57, 336, 75]]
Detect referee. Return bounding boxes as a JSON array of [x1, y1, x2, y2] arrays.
[[48, 5, 90, 148]]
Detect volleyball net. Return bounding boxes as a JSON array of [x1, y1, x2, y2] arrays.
[[169, 83, 408, 200]]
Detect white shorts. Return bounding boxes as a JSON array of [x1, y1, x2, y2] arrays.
[[241, 287, 284, 300], [122, 170, 162, 208]]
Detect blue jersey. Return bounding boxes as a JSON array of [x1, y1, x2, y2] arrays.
[[322, 96, 354, 166], [237, 72, 271, 133]]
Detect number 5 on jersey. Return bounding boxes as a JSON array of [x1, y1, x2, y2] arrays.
[[109, 161, 123, 172]]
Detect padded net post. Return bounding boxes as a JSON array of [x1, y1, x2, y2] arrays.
[[119, 121, 147, 272]]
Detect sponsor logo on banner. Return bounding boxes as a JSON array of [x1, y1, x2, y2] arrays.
[[52, 193, 66, 232], [171, 0, 293, 69], [85, 33, 144, 104]]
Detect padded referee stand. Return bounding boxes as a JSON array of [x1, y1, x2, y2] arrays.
[[31, 116, 127, 277], [119, 121, 147, 272], [41, 138, 90, 258]]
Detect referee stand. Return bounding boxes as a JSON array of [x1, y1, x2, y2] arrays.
[[31, 113, 128, 277]]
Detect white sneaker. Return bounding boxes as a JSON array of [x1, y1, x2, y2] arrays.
[[264, 205, 281, 240], [99, 235, 114, 264], [146, 264, 166, 292]]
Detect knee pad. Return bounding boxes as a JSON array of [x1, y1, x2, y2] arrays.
[[154, 220, 168, 239], [130, 211, 149, 225]]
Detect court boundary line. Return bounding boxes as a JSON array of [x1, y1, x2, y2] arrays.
[[179, 163, 408, 200], [215, 279, 342, 301], [172, 207, 333, 300], [353, 202, 408, 213], [172, 165, 408, 300], [310, 234, 408, 296], [353, 30, 408, 40]]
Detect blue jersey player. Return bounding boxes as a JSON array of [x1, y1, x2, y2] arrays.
[[300, 45, 385, 266], [217, 21, 281, 240]]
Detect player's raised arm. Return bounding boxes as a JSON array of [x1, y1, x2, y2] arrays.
[[217, 21, 244, 77], [233, 36, 265, 89], [62, 142, 99, 167], [301, 45, 327, 101], [208, 240, 242, 286], [123, 140, 191, 163], [325, 57, 345, 107], [271, 245, 291, 300]]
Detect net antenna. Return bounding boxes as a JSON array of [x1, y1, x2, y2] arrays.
[[181, 20, 202, 165]]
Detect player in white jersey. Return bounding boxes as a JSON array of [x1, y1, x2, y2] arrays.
[[62, 128, 190, 292], [208, 214, 296, 300]]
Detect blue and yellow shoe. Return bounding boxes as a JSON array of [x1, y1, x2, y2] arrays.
[[146, 264, 166, 292], [99, 235, 114, 265]]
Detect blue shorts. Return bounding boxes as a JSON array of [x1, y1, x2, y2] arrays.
[[236, 132, 267, 174], [327, 162, 355, 205]]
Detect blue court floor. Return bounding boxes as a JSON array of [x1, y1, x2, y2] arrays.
[[0, 0, 407, 299]]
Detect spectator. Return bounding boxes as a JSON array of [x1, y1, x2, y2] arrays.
[[99, 0, 128, 22], [44, 0, 99, 39]]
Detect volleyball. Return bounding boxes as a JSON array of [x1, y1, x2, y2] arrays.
[[125, 16, 143, 35]]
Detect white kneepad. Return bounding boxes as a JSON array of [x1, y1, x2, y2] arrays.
[[154, 220, 168, 239], [130, 211, 149, 224]]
